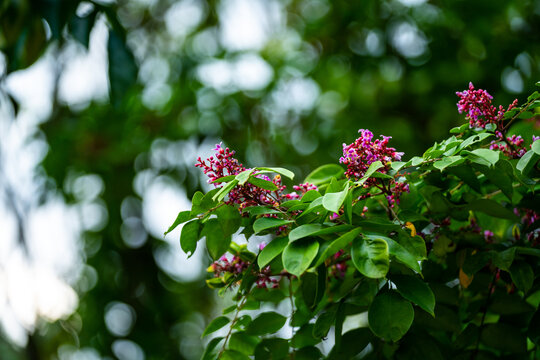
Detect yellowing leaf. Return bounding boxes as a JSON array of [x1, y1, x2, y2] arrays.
[[405, 222, 416, 237], [459, 268, 473, 288]]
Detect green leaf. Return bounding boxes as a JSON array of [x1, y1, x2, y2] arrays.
[[246, 312, 287, 335], [282, 239, 319, 277], [201, 337, 223, 360], [314, 228, 362, 267], [203, 219, 231, 260], [384, 236, 421, 273], [327, 328, 372, 360], [476, 161, 514, 201], [491, 248, 516, 271], [433, 156, 464, 171], [254, 339, 289, 360], [236, 169, 255, 185], [532, 139, 540, 155], [253, 217, 293, 234], [304, 164, 344, 186], [289, 224, 353, 242], [221, 350, 251, 360], [212, 175, 236, 183], [247, 176, 278, 190], [213, 180, 239, 202], [229, 332, 260, 355], [528, 91, 540, 101], [391, 161, 406, 171], [392, 275, 435, 316], [68, 11, 97, 48], [180, 220, 201, 257], [355, 161, 384, 186], [245, 207, 281, 216], [368, 291, 414, 342], [468, 199, 518, 220], [464, 148, 500, 167], [322, 182, 350, 213], [202, 316, 230, 337], [510, 261, 534, 293], [313, 305, 338, 339], [516, 150, 539, 175], [351, 235, 389, 278], [481, 323, 527, 353], [164, 210, 192, 235], [108, 29, 137, 107], [528, 308, 540, 345], [258, 237, 288, 268], [256, 167, 295, 180], [447, 165, 481, 193]]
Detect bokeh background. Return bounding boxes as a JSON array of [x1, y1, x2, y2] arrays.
[[0, 0, 539, 358]]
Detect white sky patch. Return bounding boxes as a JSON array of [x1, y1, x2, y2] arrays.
[[197, 54, 274, 93], [390, 21, 428, 59], [165, 0, 207, 38], [219, 0, 283, 51], [142, 176, 205, 282], [58, 15, 109, 109], [5, 52, 55, 123]]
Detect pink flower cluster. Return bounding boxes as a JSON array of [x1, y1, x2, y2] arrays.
[[340, 129, 408, 207], [211, 254, 282, 288], [211, 255, 249, 276], [489, 133, 527, 158], [456, 82, 518, 129], [196, 143, 285, 208], [340, 129, 403, 181], [284, 183, 319, 200]]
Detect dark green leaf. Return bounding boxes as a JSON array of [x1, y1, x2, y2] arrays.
[[282, 238, 319, 277], [165, 210, 193, 235], [289, 224, 353, 242], [202, 316, 229, 337], [253, 217, 293, 234], [384, 236, 421, 273], [304, 164, 344, 186], [68, 11, 97, 48], [247, 176, 278, 190], [201, 337, 223, 360], [291, 324, 319, 348], [351, 235, 389, 278], [203, 219, 231, 260], [221, 350, 251, 360], [392, 275, 435, 316], [314, 228, 362, 267], [246, 312, 287, 335], [258, 237, 288, 268], [313, 305, 338, 339], [180, 220, 201, 257], [327, 328, 372, 360], [368, 291, 414, 341], [254, 338, 289, 360], [229, 332, 260, 355], [108, 29, 137, 107], [481, 323, 527, 353], [528, 308, 540, 345], [510, 261, 534, 293], [468, 199, 518, 220]]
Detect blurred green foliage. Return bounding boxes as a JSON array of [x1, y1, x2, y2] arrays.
[[0, 0, 539, 358]]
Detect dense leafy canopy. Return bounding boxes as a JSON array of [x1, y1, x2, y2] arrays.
[[173, 85, 540, 358]]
